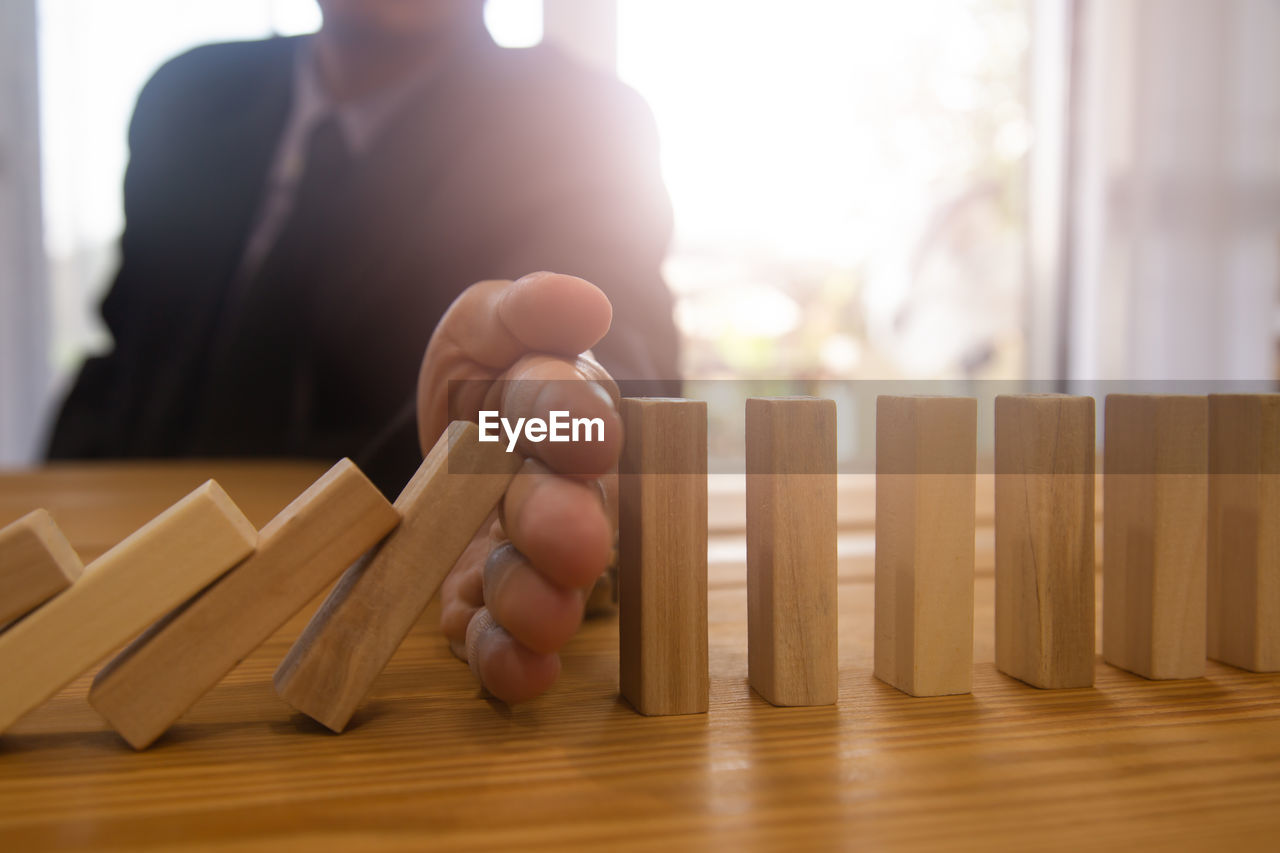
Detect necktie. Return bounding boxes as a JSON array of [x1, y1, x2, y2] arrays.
[[190, 114, 356, 454], [288, 114, 353, 227]]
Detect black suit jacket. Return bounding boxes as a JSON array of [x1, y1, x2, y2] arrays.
[[48, 32, 680, 494]]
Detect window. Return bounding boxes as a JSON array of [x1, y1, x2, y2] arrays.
[[617, 0, 1030, 381]]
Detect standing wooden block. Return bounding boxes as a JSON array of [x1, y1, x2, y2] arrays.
[[874, 395, 976, 697], [89, 459, 400, 749], [1103, 394, 1208, 679], [0, 482, 256, 734], [619, 398, 708, 715], [995, 394, 1096, 689], [746, 397, 837, 706], [0, 509, 83, 629], [274, 422, 521, 732], [1207, 393, 1280, 672]]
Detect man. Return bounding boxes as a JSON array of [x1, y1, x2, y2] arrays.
[[48, 0, 680, 703]]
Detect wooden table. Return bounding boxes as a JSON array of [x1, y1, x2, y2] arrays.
[[1, 463, 1278, 851]]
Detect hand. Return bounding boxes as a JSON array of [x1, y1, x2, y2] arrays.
[[417, 272, 621, 703]]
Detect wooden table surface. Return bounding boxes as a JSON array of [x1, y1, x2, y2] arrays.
[[1, 462, 1278, 851]]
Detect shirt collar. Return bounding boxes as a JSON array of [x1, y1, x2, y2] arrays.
[[273, 35, 439, 184]]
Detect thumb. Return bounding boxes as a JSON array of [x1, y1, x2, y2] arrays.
[[441, 272, 614, 369], [417, 272, 614, 450]]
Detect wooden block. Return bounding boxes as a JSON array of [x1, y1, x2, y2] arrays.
[[995, 394, 1096, 689], [1207, 393, 1280, 672], [274, 421, 521, 732], [0, 509, 83, 629], [874, 395, 976, 697], [89, 459, 400, 749], [746, 397, 837, 706], [1102, 394, 1207, 679], [0, 482, 256, 734], [619, 397, 708, 715]]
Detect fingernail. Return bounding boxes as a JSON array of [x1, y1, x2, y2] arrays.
[[465, 607, 499, 681], [513, 271, 550, 287], [482, 542, 521, 602]]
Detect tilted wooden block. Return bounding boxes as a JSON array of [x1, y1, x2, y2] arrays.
[[0, 509, 83, 630], [1103, 394, 1207, 680], [874, 395, 976, 697], [619, 397, 708, 715], [0, 482, 256, 734], [995, 394, 1096, 689], [746, 396, 837, 706], [1207, 393, 1280, 672], [89, 459, 400, 749], [274, 421, 521, 732]]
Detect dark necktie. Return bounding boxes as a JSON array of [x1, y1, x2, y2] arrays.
[[288, 114, 353, 229], [189, 114, 356, 454]]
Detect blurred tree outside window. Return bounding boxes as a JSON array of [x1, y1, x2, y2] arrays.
[[617, 0, 1030, 382]]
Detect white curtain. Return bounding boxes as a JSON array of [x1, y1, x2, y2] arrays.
[[0, 0, 48, 466], [1067, 0, 1280, 381]]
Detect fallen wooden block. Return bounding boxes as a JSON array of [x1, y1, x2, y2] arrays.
[[89, 459, 400, 749], [874, 395, 977, 697], [0, 509, 83, 630], [995, 394, 1095, 689], [1207, 393, 1280, 672], [0, 482, 256, 734], [746, 396, 837, 706], [619, 397, 708, 715], [274, 421, 521, 732], [1103, 394, 1207, 680]]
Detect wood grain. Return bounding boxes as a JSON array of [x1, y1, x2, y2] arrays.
[[746, 396, 837, 706], [1103, 394, 1208, 680], [874, 395, 977, 697], [0, 509, 82, 629], [619, 397, 709, 715], [89, 459, 400, 749], [274, 422, 521, 732], [995, 394, 1095, 688], [0, 481, 256, 734], [1208, 393, 1280, 672], [1, 464, 1279, 851]]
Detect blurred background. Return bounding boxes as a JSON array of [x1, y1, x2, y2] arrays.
[[0, 0, 1277, 465]]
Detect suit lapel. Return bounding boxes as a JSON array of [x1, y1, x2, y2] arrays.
[[138, 39, 298, 454]]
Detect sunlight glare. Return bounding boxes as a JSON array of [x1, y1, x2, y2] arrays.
[[485, 0, 543, 48]]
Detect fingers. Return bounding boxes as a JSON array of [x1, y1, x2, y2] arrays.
[[452, 541, 588, 702], [417, 272, 614, 452], [501, 459, 613, 590], [488, 353, 622, 477], [420, 272, 622, 703], [482, 542, 587, 655], [465, 607, 562, 704], [440, 516, 501, 659], [442, 458, 615, 704]]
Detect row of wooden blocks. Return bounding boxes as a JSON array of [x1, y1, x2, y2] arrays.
[[0, 394, 1275, 747], [620, 393, 1279, 714]]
